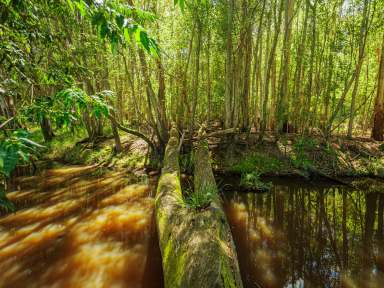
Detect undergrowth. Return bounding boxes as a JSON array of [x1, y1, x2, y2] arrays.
[[240, 171, 272, 191], [185, 183, 216, 210], [231, 153, 282, 174], [230, 153, 280, 190], [0, 188, 15, 213], [291, 136, 317, 171]]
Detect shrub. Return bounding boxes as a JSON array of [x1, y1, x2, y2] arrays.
[[291, 136, 316, 171], [240, 171, 272, 191]]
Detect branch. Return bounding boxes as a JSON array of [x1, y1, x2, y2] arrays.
[[108, 115, 157, 153], [199, 128, 239, 139], [0, 117, 14, 131]]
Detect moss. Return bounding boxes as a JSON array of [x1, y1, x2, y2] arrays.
[[220, 253, 237, 288], [163, 240, 187, 287]]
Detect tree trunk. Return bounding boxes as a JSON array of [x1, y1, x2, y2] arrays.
[[224, 0, 234, 129], [189, 14, 202, 142], [109, 110, 122, 153], [277, 0, 294, 133], [372, 36, 384, 141], [347, 0, 369, 138], [40, 115, 54, 142], [155, 127, 243, 288], [259, 0, 284, 140]]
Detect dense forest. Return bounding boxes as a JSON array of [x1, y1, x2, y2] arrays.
[[1, 0, 384, 287]]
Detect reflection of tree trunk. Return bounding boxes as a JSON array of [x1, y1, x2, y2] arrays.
[[364, 193, 378, 244], [363, 193, 378, 268], [342, 191, 348, 268], [274, 190, 285, 228], [378, 195, 384, 272], [378, 194, 384, 240]]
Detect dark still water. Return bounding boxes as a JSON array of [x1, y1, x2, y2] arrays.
[[222, 179, 384, 288], [0, 166, 163, 288]]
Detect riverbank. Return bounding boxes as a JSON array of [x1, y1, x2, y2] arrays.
[[210, 133, 384, 178], [41, 130, 384, 192]]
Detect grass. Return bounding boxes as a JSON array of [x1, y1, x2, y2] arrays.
[[185, 183, 217, 210], [231, 153, 282, 174], [230, 153, 281, 191]]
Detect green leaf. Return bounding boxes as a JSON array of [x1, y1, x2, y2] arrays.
[[115, 14, 125, 28]]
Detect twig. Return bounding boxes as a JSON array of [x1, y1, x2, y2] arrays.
[[178, 130, 185, 152], [0, 117, 14, 131]]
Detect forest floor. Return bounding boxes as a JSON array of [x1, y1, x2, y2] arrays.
[[38, 130, 384, 191], [208, 132, 384, 190], [28, 131, 151, 180]]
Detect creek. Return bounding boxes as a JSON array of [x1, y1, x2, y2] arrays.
[[221, 177, 384, 288]]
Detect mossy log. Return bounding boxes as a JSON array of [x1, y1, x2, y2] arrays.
[[155, 127, 243, 288]]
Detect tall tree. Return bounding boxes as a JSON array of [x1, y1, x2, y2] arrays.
[[372, 35, 384, 141]]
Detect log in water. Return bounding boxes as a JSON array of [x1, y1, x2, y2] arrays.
[[155, 127, 243, 288]]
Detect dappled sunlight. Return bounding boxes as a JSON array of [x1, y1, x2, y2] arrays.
[[0, 166, 161, 288]]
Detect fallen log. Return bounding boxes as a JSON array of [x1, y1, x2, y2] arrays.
[[155, 126, 243, 288]]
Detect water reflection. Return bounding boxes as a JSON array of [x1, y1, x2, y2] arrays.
[[222, 180, 384, 288], [0, 166, 163, 288]]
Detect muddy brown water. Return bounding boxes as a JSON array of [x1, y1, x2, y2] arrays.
[[3, 166, 384, 288], [0, 165, 163, 288], [222, 177, 384, 288]]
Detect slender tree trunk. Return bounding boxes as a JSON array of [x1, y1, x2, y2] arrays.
[[259, 0, 284, 140], [225, 0, 234, 128], [189, 14, 202, 141], [207, 27, 212, 124], [347, 0, 369, 138], [372, 36, 384, 141], [277, 0, 294, 133], [40, 115, 54, 142]]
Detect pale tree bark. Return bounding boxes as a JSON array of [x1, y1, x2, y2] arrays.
[[224, 0, 234, 128], [189, 10, 202, 142], [293, 0, 309, 131], [277, 0, 294, 133], [347, 0, 370, 138], [372, 35, 384, 141], [259, 0, 284, 140]]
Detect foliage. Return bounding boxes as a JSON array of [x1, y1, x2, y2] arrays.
[[239, 171, 272, 191], [180, 152, 193, 173], [0, 130, 44, 177], [365, 157, 384, 177], [0, 187, 15, 213], [0, 129, 43, 213], [83, 0, 159, 55], [185, 183, 216, 210], [231, 153, 282, 175], [291, 137, 317, 171], [22, 87, 114, 131]]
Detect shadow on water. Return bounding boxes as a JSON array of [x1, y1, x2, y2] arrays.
[[0, 165, 163, 288], [221, 177, 384, 288]]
